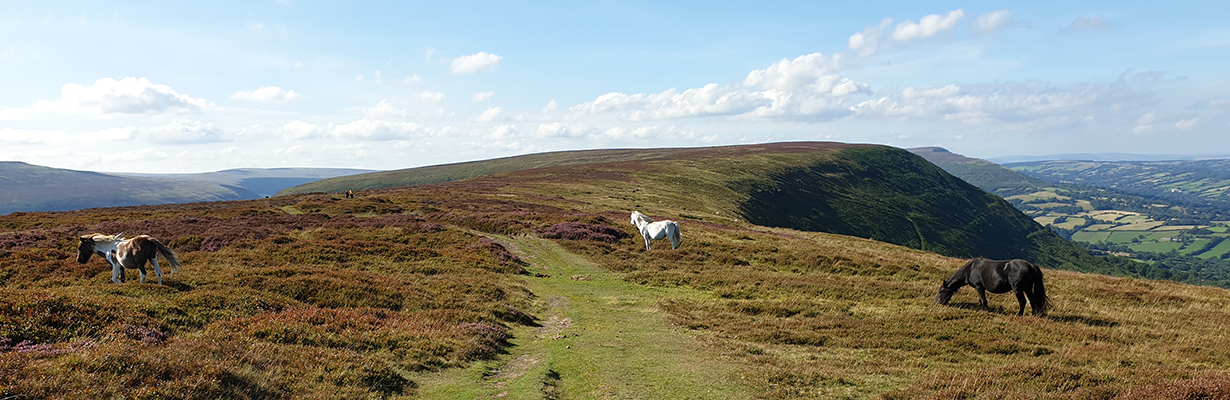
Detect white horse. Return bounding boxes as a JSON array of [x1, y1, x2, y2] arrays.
[[630, 211, 682, 250]]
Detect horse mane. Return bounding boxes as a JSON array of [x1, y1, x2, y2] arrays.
[[632, 211, 654, 223], [83, 233, 124, 244], [935, 259, 977, 305]]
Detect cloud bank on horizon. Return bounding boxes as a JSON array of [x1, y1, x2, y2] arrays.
[[0, 1, 1227, 173]]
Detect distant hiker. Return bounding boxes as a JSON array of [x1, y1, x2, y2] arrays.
[[936, 258, 1050, 316], [346, 190, 354, 199], [630, 211, 682, 250]]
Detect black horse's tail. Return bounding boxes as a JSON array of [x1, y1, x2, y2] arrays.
[[1032, 269, 1051, 316], [152, 239, 181, 274]]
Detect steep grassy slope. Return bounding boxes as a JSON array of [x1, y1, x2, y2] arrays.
[[909, 147, 1050, 194], [3, 147, 1230, 398], [0, 162, 372, 214], [282, 142, 1090, 267]]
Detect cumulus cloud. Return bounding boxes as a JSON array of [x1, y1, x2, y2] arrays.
[[853, 81, 1154, 129], [363, 99, 407, 119], [542, 100, 558, 113], [1, 77, 209, 120], [891, 9, 964, 41], [975, 10, 1014, 35], [1063, 16, 1109, 34], [231, 86, 299, 102], [535, 122, 596, 138], [404, 74, 422, 85], [331, 118, 420, 140], [417, 90, 446, 103], [488, 124, 518, 139], [449, 52, 502, 74], [476, 107, 503, 122], [279, 120, 323, 140], [570, 53, 868, 122], [848, 10, 965, 57], [472, 91, 494, 102], [1175, 118, 1199, 130]]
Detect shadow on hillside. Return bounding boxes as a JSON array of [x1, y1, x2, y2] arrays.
[[1049, 315, 1119, 327]]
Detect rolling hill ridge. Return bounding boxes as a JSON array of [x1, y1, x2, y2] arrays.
[[3, 141, 1228, 398], [0, 162, 373, 215]]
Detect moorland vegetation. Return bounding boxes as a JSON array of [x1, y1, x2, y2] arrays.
[[2, 142, 1228, 398]]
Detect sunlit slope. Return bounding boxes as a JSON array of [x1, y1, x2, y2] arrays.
[[287, 142, 1090, 267]]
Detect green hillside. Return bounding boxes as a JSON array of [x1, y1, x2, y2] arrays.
[[908, 147, 1049, 194], [282, 142, 1092, 268], [4, 142, 1229, 398]]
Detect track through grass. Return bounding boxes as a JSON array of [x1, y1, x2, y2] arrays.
[[416, 236, 755, 399]]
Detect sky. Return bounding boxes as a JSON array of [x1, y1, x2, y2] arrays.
[[2, 1, 1229, 173]]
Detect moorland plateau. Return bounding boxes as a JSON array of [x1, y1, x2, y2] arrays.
[[2, 142, 1228, 399]]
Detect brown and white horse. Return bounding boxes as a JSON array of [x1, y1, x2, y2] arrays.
[[77, 233, 180, 285]]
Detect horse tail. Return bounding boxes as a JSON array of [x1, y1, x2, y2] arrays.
[[1032, 269, 1051, 316], [670, 222, 683, 249], [152, 238, 181, 274]]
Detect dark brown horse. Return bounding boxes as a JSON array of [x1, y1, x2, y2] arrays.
[[78, 233, 180, 285], [936, 258, 1050, 316]]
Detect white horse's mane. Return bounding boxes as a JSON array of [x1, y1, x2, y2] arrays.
[[631, 211, 654, 223], [88, 233, 125, 244]]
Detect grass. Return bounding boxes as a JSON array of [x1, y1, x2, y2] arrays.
[[1199, 240, 1230, 260], [4, 144, 1230, 398], [1129, 241, 1184, 253]]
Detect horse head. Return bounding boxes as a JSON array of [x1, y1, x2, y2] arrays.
[[935, 280, 957, 305], [77, 235, 97, 264]]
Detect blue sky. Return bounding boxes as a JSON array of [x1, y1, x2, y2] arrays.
[[2, 1, 1228, 172]]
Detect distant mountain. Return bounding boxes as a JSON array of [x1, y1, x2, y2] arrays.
[[988, 153, 1230, 164], [1006, 159, 1230, 209], [908, 147, 1049, 194], [0, 162, 374, 215]]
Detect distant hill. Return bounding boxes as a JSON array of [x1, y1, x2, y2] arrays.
[[908, 147, 1049, 195], [283, 142, 1108, 270], [1006, 159, 1230, 209], [988, 153, 1230, 164], [0, 162, 373, 215]]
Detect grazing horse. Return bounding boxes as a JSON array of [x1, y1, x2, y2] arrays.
[[77, 233, 180, 285], [630, 211, 682, 250], [935, 258, 1050, 316]]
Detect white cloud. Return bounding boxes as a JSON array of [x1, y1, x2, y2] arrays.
[[975, 10, 1013, 35], [488, 124, 518, 139], [476, 107, 503, 122], [1064, 16, 1109, 34], [848, 10, 965, 57], [570, 53, 868, 121], [472, 91, 495, 102], [417, 90, 446, 103], [363, 99, 407, 119], [354, 74, 364, 82], [1, 77, 209, 120], [535, 122, 596, 138], [852, 81, 1154, 128], [246, 21, 265, 31], [230, 86, 299, 102], [449, 52, 502, 74], [139, 119, 227, 144], [404, 74, 422, 85], [1133, 113, 1156, 133], [279, 120, 323, 140], [331, 118, 420, 140], [891, 9, 964, 41], [375, 71, 382, 84], [1175, 118, 1199, 130], [542, 100, 558, 113]]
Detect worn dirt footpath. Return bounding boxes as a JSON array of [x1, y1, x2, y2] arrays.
[[416, 236, 755, 399]]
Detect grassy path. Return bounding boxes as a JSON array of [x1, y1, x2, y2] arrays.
[[416, 236, 755, 399]]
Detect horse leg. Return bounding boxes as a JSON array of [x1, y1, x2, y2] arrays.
[[111, 261, 123, 284], [643, 233, 652, 251], [151, 256, 163, 285], [976, 287, 989, 312], [137, 265, 147, 283], [1015, 291, 1027, 316]]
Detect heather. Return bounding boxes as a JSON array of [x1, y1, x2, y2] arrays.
[[3, 143, 1230, 398]]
